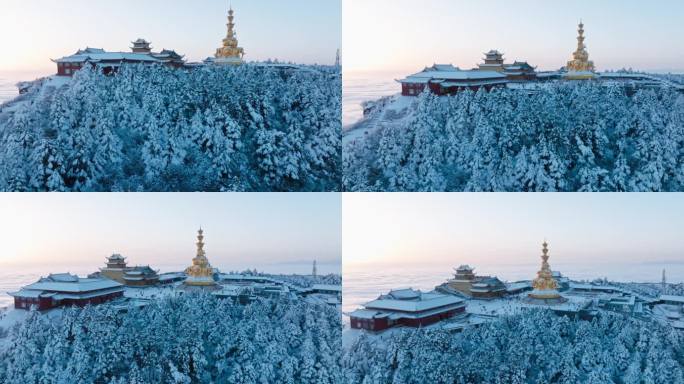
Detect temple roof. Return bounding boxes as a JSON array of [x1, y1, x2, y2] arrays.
[[399, 69, 506, 84], [365, 290, 465, 313], [124, 265, 158, 277], [53, 51, 161, 63], [154, 49, 184, 59], [311, 284, 342, 292], [427, 64, 459, 72], [20, 274, 123, 293], [76, 47, 106, 54]]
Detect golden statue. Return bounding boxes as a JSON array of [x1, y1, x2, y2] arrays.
[[184, 228, 217, 286], [528, 240, 563, 301], [565, 21, 595, 79], [214, 6, 245, 65]]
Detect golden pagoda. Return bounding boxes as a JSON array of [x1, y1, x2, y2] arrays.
[[214, 6, 245, 65], [565, 21, 596, 80], [183, 228, 218, 287], [527, 240, 566, 303]]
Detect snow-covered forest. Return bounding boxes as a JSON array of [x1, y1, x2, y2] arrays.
[[344, 83, 684, 191], [0, 294, 341, 383], [343, 310, 684, 384], [0, 64, 341, 191], [274, 274, 342, 288]]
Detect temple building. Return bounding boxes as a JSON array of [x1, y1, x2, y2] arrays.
[[53, 39, 185, 77], [564, 21, 596, 80], [100, 253, 130, 284], [213, 7, 245, 65], [9, 273, 123, 311], [180, 228, 219, 291], [470, 277, 507, 299], [349, 288, 466, 331], [398, 64, 508, 96], [99, 254, 160, 287], [526, 241, 567, 304], [476, 50, 537, 82], [123, 266, 160, 287], [447, 265, 506, 299], [504, 61, 537, 82], [478, 50, 506, 71]]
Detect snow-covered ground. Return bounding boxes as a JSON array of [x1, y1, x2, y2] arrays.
[[342, 94, 414, 146], [0, 75, 71, 114]]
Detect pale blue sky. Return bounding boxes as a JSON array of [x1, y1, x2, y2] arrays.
[[0, 0, 341, 75], [344, 0, 684, 73], [0, 193, 341, 274], [344, 193, 684, 267]]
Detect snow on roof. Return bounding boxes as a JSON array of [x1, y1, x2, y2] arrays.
[[564, 70, 596, 76], [23, 275, 123, 293], [349, 309, 388, 319], [428, 64, 459, 72], [660, 295, 684, 303], [506, 282, 532, 292], [441, 79, 509, 87], [598, 72, 649, 79], [399, 69, 506, 84], [311, 284, 342, 292], [8, 290, 43, 298], [48, 273, 79, 282], [326, 297, 340, 305], [472, 277, 504, 288], [504, 62, 534, 70], [219, 274, 274, 282], [365, 290, 465, 313], [388, 288, 421, 300], [52, 287, 124, 300], [77, 48, 106, 54], [54, 52, 161, 63], [569, 283, 619, 291], [537, 72, 561, 78], [125, 266, 157, 275]]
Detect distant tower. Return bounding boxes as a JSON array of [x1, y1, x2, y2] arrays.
[[526, 240, 566, 304], [662, 269, 667, 295], [478, 50, 506, 72], [182, 228, 219, 289], [131, 39, 152, 54], [214, 5, 245, 65], [313, 260, 318, 278], [335, 49, 341, 68], [565, 20, 596, 79]]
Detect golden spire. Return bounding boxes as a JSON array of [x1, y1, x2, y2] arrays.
[[184, 228, 217, 286], [566, 20, 595, 74], [528, 240, 562, 300], [196, 227, 205, 258], [215, 4, 245, 64]]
